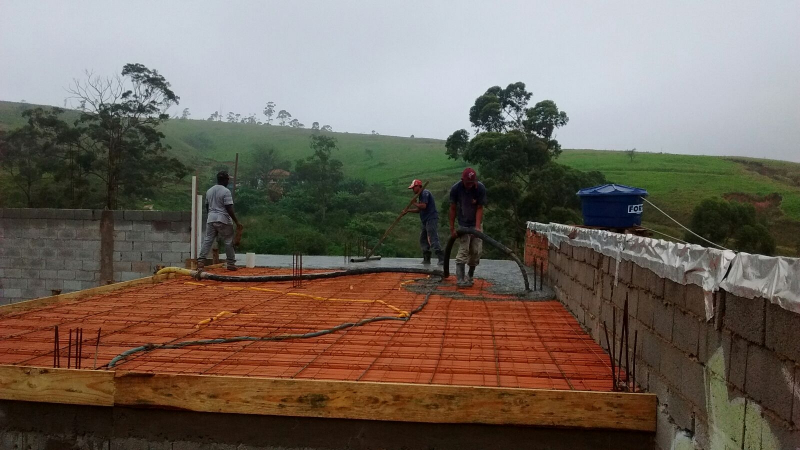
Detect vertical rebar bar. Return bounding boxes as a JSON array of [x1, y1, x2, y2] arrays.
[[603, 321, 616, 391], [53, 326, 58, 368], [94, 328, 101, 370], [539, 261, 544, 291], [67, 329, 72, 369], [55, 326, 60, 368], [632, 330, 638, 392]]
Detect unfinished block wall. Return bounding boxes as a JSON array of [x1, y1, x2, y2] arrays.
[[0, 209, 191, 303], [525, 231, 800, 450]]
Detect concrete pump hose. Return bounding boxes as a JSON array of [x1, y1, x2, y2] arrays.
[[443, 227, 531, 291], [157, 266, 443, 282]]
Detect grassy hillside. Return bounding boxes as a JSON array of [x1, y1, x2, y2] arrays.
[[2, 100, 799, 255]]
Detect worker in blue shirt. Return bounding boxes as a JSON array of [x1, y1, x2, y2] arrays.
[[404, 179, 443, 265]]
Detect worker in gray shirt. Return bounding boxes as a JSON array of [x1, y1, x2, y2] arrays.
[[197, 171, 241, 271]]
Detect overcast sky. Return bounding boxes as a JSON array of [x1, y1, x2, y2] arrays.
[[1, 1, 798, 161]]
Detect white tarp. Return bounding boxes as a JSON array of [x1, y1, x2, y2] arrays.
[[720, 253, 800, 314], [528, 222, 748, 319]]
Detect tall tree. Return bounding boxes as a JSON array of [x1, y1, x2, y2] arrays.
[[180, 108, 190, 120], [289, 118, 304, 128], [226, 112, 236, 123], [311, 122, 320, 130], [321, 125, 332, 132], [68, 63, 189, 209], [277, 110, 291, 126], [263, 101, 276, 124], [445, 82, 598, 249]]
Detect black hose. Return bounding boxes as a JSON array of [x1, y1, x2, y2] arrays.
[[443, 227, 531, 291], [199, 266, 443, 282]]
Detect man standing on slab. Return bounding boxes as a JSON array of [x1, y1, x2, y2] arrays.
[[197, 171, 242, 271], [404, 179, 444, 265], [449, 167, 487, 287]]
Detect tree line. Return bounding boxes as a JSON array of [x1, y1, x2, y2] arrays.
[[203, 101, 331, 131]]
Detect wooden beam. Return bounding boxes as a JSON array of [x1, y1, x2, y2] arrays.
[[0, 366, 114, 407], [0, 273, 177, 317], [114, 372, 656, 431]]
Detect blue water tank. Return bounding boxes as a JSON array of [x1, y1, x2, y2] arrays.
[[576, 184, 649, 228]]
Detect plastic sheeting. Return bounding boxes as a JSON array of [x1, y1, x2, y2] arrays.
[[526, 222, 800, 318], [720, 253, 800, 314]]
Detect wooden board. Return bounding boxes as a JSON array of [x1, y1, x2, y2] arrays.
[[114, 372, 656, 431], [0, 272, 177, 317], [0, 366, 114, 407]]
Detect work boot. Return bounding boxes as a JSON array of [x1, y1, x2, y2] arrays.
[[226, 263, 238, 271], [466, 265, 476, 287], [422, 251, 432, 265], [196, 259, 205, 271], [456, 263, 469, 287], [436, 250, 444, 266]]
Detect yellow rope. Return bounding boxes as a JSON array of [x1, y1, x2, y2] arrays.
[[185, 282, 410, 318]]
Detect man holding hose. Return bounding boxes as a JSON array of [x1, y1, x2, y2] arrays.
[[404, 179, 444, 265], [449, 167, 487, 287]]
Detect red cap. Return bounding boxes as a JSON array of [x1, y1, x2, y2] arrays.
[[407, 179, 423, 189], [461, 167, 477, 181]]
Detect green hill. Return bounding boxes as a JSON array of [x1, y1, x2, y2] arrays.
[[2, 100, 799, 255]]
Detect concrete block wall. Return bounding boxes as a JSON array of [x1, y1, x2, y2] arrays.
[[525, 230, 800, 450], [524, 228, 548, 271], [0, 209, 191, 303]]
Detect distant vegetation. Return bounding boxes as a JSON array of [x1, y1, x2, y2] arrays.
[[2, 74, 800, 256]]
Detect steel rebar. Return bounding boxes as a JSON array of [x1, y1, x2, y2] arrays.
[[94, 328, 101, 370], [603, 321, 616, 391]]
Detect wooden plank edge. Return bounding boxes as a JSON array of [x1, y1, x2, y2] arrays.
[[0, 365, 114, 407], [113, 372, 657, 432], [0, 272, 179, 316]]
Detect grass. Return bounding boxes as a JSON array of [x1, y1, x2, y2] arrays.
[[2, 100, 800, 255]]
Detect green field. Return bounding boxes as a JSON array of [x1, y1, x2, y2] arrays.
[[2, 100, 799, 255]]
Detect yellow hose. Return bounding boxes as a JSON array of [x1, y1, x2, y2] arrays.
[[156, 267, 195, 276]]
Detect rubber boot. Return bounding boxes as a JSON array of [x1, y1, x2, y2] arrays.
[[422, 251, 432, 265], [456, 263, 469, 287], [436, 250, 445, 266], [466, 265, 476, 287]]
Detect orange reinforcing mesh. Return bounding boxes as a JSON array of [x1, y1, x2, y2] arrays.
[[0, 268, 617, 391]]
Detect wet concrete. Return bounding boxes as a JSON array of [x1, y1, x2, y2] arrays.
[[236, 253, 556, 300]]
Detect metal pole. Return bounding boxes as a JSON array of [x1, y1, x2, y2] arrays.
[[190, 175, 197, 260]]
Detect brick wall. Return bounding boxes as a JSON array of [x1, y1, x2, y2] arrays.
[[0, 209, 191, 303], [534, 233, 800, 450], [524, 228, 548, 271]]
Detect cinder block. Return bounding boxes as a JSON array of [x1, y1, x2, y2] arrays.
[[75, 271, 95, 282], [631, 264, 649, 290], [45, 259, 65, 270], [57, 270, 76, 280], [76, 249, 96, 260], [745, 344, 794, 422], [38, 247, 57, 258], [21, 269, 39, 279], [125, 231, 145, 242], [63, 280, 82, 291], [637, 291, 656, 328], [162, 211, 183, 222], [80, 281, 97, 290], [72, 209, 92, 220], [672, 310, 700, 356], [640, 329, 662, 370], [664, 279, 685, 309], [684, 284, 706, 318], [57, 229, 76, 240], [677, 359, 706, 409], [75, 228, 96, 240], [117, 271, 142, 282], [724, 295, 765, 345], [142, 251, 162, 262], [655, 401, 679, 450], [653, 300, 674, 342], [764, 302, 800, 362], [3, 278, 27, 289], [1, 288, 23, 298], [3, 268, 23, 278], [619, 260, 633, 284], [27, 278, 46, 289], [123, 210, 144, 221], [113, 261, 132, 272], [699, 326, 723, 365], [132, 240, 153, 251], [45, 279, 63, 290], [114, 240, 133, 252], [131, 261, 151, 273], [727, 333, 749, 392], [659, 341, 685, 388], [160, 252, 183, 264], [169, 241, 189, 253], [120, 251, 142, 262], [82, 260, 100, 271], [57, 249, 76, 259], [665, 389, 694, 432], [64, 260, 83, 271]]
